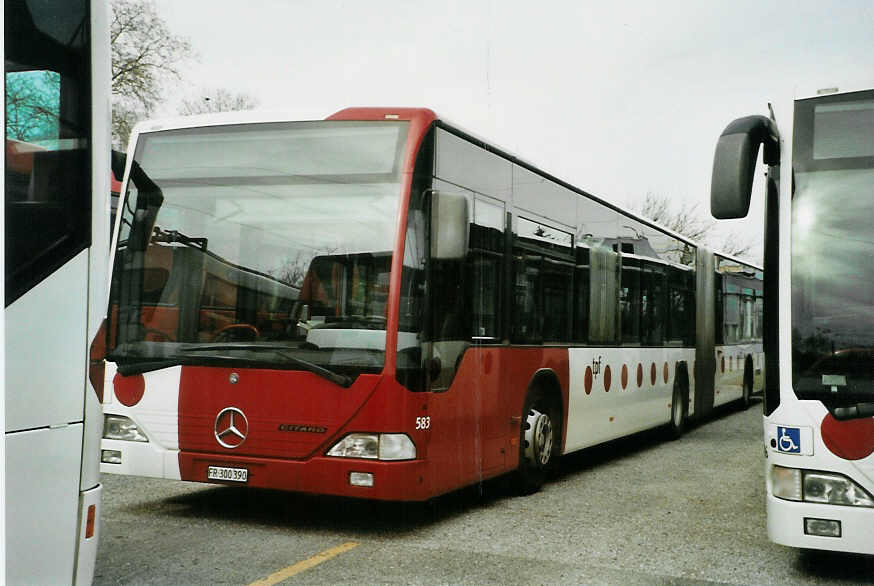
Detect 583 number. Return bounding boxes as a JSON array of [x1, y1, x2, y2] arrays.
[[415, 416, 431, 430]]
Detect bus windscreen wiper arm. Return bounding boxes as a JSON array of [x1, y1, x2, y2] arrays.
[[832, 402, 874, 421], [114, 358, 183, 376], [180, 345, 353, 387]]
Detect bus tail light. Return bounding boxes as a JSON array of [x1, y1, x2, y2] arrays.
[[103, 414, 148, 442], [326, 433, 415, 461], [85, 504, 96, 539], [89, 319, 107, 402]]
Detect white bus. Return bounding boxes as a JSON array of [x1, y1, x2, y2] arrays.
[[711, 85, 874, 554], [4, 0, 110, 583]]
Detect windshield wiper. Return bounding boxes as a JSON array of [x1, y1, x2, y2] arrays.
[[110, 353, 244, 376], [832, 402, 874, 421], [179, 344, 353, 387], [113, 358, 183, 376], [151, 226, 207, 250]]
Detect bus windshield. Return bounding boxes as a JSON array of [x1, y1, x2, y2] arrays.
[[791, 91, 874, 402], [109, 120, 409, 382]]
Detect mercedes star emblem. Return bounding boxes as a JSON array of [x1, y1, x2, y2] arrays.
[[214, 407, 249, 448]]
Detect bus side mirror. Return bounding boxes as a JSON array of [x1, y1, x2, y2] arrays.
[[711, 115, 780, 219], [127, 161, 164, 252], [431, 190, 469, 260]]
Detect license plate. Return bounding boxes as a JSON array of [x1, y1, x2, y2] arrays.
[[207, 466, 248, 483]]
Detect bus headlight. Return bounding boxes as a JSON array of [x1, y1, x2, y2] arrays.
[[803, 472, 874, 507], [326, 433, 415, 461], [103, 414, 148, 442], [771, 465, 874, 507]]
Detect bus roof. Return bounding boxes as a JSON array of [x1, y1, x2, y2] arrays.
[[129, 106, 761, 270]]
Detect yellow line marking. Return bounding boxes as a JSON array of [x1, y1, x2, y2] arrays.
[[248, 541, 360, 586]]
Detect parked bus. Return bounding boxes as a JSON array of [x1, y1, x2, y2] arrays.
[[100, 108, 761, 501], [711, 86, 874, 554], [4, 0, 110, 583]]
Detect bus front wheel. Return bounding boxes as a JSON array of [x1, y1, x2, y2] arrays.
[[514, 389, 560, 494]]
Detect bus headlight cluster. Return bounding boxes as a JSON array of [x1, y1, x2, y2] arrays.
[[771, 465, 874, 507], [326, 433, 415, 461], [103, 414, 149, 442]]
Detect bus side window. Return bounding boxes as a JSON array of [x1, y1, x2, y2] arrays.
[[573, 247, 590, 343], [5, 61, 91, 306], [512, 253, 542, 343], [542, 258, 573, 342], [641, 262, 666, 346], [714, 274, 725, 345], [467, 198, 505, 341], [468, 255, 501, 339], [724, 291, 740, 344], [620, 258, 641, 344]]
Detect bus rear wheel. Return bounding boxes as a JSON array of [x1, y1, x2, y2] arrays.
[[668, 380, 686, 439], [514, 389, 559, 494]]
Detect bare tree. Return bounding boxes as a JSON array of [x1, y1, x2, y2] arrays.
[[111, 0, 193, 148], [637, 192, 711, 242], [635, 192, 757, 261], [178, 88, 260, 116], [5, 71, 60, 141]]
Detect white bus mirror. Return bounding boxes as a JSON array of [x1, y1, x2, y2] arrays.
[[430, 190, 469, 260], [711, 115, 780, 219]]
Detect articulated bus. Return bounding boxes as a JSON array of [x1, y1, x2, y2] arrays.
[[4, 0, 109, 583], [100, 108, 762, 501], [711, 86, 874, 554]]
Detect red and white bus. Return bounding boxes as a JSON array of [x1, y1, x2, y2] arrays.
[[712, 85, 874, 554], [100, 108, 761, 500], [4, 0, 110, 583]]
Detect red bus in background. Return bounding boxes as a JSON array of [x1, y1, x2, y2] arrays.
[[101, 108, 762, 501]]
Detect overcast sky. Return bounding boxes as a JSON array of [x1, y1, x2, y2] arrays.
[[151, 0, 874, 262]]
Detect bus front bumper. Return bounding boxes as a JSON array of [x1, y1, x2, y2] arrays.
[[101, 438, 433, 501], [100, 437, 181, 479], [179, 451, 430, 501], [767, 493, 874, 554]]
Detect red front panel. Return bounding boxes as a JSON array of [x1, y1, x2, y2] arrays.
[[175, 346, 570, 501], [178, 368, 432, 500], [178, 368, 382, 460]]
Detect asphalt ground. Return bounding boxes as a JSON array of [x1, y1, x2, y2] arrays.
[[94, 400, 874, 585]]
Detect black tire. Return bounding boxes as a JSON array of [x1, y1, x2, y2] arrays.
[[667, 376, 687, 440], [514, 388, 560, 495]]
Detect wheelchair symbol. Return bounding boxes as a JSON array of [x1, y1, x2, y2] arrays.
[[777, 427, 800, 453]]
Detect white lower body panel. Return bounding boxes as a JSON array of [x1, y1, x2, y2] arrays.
[[767, 493, 874, 554], [566, 347, 695, 453], [101, 438, 181, 479], [101, 363, 181, 479], [6, 425, 82, 585]]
